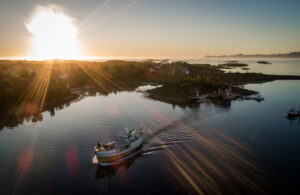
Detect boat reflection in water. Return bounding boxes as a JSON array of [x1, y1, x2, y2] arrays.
[[95, 147, 143, 180], [286, 115, 300, 128], [212, 99, 231, 108]]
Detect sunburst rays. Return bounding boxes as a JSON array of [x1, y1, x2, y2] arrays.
[[145, 118, 275, 194], [14, 61, 53, 119], [11, 60, 134, 120], [76, 62, 127, 93], [4, 59, 276, 193]]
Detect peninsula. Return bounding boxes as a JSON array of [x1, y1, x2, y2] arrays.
[[1, 60, 300, 129]]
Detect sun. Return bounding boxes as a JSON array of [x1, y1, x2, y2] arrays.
[[26, 6, 79, 60]]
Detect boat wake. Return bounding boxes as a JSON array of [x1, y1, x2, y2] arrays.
[[93, 134, 190, 165], [93, 116, 195, 180]]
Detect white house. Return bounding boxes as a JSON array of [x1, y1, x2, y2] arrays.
[[181, 67, 190, 75], [154, 65, 161, 69], [58, 74, 68, 79], [149, 67, 156, 73]]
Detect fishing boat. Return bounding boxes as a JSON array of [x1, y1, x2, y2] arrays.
[[94, 127, 144, 166], [287, 106, 300, 117]]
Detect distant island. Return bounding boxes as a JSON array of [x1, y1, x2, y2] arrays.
[[206, 52, 300, 58], [217, 62, 248, 69], [257, 61, 271, 64]]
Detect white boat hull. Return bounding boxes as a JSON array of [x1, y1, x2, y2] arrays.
[[96, 136, 143, 165]]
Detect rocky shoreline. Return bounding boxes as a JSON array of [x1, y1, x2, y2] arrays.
[[146, 85, 258, 105]]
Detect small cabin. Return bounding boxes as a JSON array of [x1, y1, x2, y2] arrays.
[[154, 65, 161, 69], [181, 67, 190, 75], [189, 88, 200, 97], [215, 85, 232, 97], [149, 67, 156, 73], [58, 74, 68, 79]]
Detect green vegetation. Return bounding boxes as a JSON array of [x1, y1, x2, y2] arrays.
[[147, 65, 300, 104], [1, 59, 300, 129]]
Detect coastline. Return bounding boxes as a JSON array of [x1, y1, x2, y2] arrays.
[[1, 59, 300, 129], [145, 74, 300, 105], [0, 93, 79, 130], [43, 93, 79, 110], [146, 84, 258, 105]]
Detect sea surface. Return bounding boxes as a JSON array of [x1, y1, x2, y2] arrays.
[[96, 58, 300, 75], [0, 60, 300, 194], [188, 58, 300, 75]]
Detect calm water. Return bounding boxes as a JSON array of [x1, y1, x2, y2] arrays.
[[188, 58, 300, 75], [0, 83, 300, 193]]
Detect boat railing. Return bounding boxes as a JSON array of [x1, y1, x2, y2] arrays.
[[95, 125, 144, 153]]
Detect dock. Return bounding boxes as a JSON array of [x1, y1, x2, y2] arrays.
[[244, 95, 264, 102]]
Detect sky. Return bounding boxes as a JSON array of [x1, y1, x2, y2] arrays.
[[0, 0, 300, 59]]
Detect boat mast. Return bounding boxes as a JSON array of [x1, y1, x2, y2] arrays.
[[289, 104, 295, 112], [107, 127, 109, 143]]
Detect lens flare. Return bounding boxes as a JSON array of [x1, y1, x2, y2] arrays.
[[26, 5, 79, 60]]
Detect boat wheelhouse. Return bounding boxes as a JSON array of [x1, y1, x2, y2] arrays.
[[95, 127, 144, 166]]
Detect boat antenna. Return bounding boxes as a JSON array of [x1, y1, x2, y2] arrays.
[[107, 131, 109, 143], [106, 127, 109, 143], [144, 121, 151, 131]]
